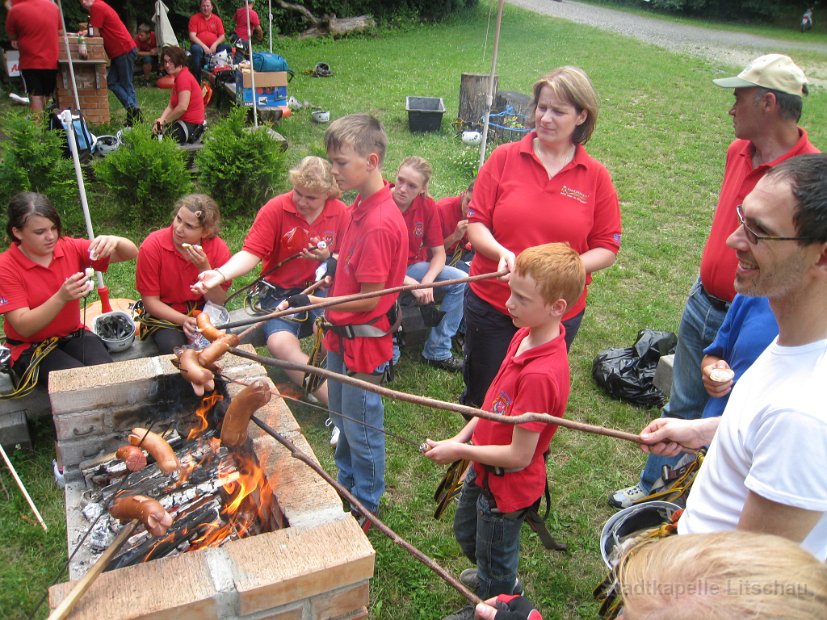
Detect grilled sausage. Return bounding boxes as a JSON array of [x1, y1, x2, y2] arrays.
[[196, 312, 225, 343], [220, 379, 272, 448], [128, 428, 179, 474], [197, 333, 239, 368], [110, 495, 173, 537], [177, 347, 215, 395], [115, 445, 147, 472]]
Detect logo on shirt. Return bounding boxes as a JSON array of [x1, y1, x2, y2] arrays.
[[0, 296, 7, 306], [414, 221, 424, 238], [490, 390, 512, 416], [560, 185, 589, 205], [323, 230, 335, 246]]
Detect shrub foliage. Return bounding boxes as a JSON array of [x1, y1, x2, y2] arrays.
[[0, 112, 85, 235], [195, 107, 288, 218], [93, 125, 193, 227]]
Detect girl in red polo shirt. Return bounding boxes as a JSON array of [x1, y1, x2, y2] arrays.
[[153, 46, 206, 144], [193, 156, 349, 409], [0, 192, 138, 385], [136, 194, 231, 354], [462, 66, 622, 408]]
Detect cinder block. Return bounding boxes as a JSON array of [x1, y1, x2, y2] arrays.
[[653, 354, 674, 397], [0, 410, 31, 449], [310, 583, 369, 620]]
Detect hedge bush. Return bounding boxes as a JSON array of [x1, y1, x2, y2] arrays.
[[195, 107, 288, 218], [93, 125, 193, 227]]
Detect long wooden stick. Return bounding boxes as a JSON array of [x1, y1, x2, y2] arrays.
[[221, 269, 508, 331], [48, 519, 138, 620], [229, 348, 644, 444], [0, 443, 47, 531], [249, 415, 483, 607]]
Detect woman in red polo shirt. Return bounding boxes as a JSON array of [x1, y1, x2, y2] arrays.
[[0, 192, 138, 385], [136, 194, 231, 354], [193, 156, 349, 411], [152, 46, 206, 144], [462, 66, 622, 408]]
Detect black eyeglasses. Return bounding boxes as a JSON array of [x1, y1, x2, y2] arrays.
[[735, 205, 809, 244]]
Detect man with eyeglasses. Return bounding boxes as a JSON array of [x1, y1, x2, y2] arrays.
[[610, 54, 820, 510], [635, 154, 827, 559]]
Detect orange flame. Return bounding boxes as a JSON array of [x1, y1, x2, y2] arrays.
[[187, 393, 223, 440]]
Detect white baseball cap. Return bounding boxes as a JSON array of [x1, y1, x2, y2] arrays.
[[713, 54, 808, 97]]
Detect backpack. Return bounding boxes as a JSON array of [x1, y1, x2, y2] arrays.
[[252, 52, 293, 77], [49, 111, 96, 164]]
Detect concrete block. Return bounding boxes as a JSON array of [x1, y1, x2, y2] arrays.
[[654, 354, 674, 397], [0, 409, 31, 449]]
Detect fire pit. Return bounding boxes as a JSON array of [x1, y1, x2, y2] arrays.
[[48, 346, 374, 619]]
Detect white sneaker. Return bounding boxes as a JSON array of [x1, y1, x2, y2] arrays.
[[325, 418, 339, 446], [608, 484, 648, 509], [9, 93, 29, 105]]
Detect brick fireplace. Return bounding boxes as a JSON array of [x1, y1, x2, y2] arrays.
[[57, 34, 110, 125], [48, 346, 374, 619]]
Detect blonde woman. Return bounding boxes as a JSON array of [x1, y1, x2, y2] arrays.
[[194, 156, 349, 408]]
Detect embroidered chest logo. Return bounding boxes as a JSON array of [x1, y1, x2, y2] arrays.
[[414, 221, 425, 238], [490, 390, 512, 416], [323, 231, 335, 246], [560, 185, 589, 205], [0, 296, 7, 306]]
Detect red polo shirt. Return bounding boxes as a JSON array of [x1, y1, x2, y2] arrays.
[[324, 184, 407, 373], [468, 132, 621, 320], [136, 226, 231, 313], [437, 194, 467, 254], [88, 0, 135, 59], [394, 190, 442, 266], [233, 6, 260, 40], [472, 327, 569, 512], [188, 12, 225, 48], [134, 31, 157, 52], [699, 129, 818, 302], [171, 67, 205, 125], [5, 0, 60, 70], [243, 192, 349, 289], [0, 237, 111, 362]]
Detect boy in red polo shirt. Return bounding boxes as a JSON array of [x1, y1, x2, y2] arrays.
[[279, 114, 407, 528], [424, 243, 585, 620]]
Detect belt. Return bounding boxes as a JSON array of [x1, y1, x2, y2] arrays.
[[699, 283, 730, 312]]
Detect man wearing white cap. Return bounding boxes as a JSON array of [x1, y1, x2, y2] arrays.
[[610, 54, 819, 509]]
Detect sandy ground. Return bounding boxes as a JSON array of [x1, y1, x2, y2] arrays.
[[507, 0, 827, 87]]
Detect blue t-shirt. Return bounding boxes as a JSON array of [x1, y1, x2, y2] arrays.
[[701, 295, 778, 419]]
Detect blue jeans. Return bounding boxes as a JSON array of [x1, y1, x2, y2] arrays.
[[108, 48, 138, 110], [638, 278, 727, 491], [189, 43, 233, 76], [453, 468, 525, 599], [258, 284, 326, 340], [327, 350, 387, 514], [406, 262, 466, 361]]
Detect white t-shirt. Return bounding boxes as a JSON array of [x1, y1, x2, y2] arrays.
[[679, 337, 827, 560]]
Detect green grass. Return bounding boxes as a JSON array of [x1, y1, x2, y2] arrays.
[[1, 3, 827, 618]]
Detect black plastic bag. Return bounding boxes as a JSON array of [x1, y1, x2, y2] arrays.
[[592, 330, 677, 407]]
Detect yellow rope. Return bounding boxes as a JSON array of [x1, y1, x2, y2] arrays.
[[302, 317, 327, 395], [0, 337, 59, 399]]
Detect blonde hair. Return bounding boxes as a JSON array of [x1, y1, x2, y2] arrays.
[[172, 193, 221, 238], [398, 156, 432, 188], [515, 243, 585, 308], [289, 156, 341, 198], [325, 113, 388, 165], [618, 532, 827, 619], [531, 66, 599, 145]]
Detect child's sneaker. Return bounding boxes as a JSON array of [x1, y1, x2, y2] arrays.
[[608, 484, 648, 509], [52, 459, 65, 489], [458, 568, 523, 595], [325, 418, 339, 446]]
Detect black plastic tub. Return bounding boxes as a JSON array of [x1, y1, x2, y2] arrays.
[[406, 96, 445, 132]]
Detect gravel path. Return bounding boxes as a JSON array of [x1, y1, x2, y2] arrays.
[[507, 0, 827, 86]]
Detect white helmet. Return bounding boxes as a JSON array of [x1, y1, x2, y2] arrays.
[[600, 501, 680, 568], [94, 134, 120, 156]]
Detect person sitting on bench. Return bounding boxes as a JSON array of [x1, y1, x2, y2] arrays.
[[188, 0, 231, 79], [153, 46, 206, 144]]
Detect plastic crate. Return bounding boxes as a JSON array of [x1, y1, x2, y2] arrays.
[[406, 96, 445, 132]]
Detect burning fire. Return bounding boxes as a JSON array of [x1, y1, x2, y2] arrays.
[[187, 393, 223, 440]]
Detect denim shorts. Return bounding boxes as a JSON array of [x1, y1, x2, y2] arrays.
[[257, 282, 326, 340]]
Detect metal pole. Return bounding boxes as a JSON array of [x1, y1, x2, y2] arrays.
[[59, 110, 109, 308], [57, 0, 81, 111], [478, 0, 504, 168], [246, 3, 258, 127], [268, 0, 273, 53]]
